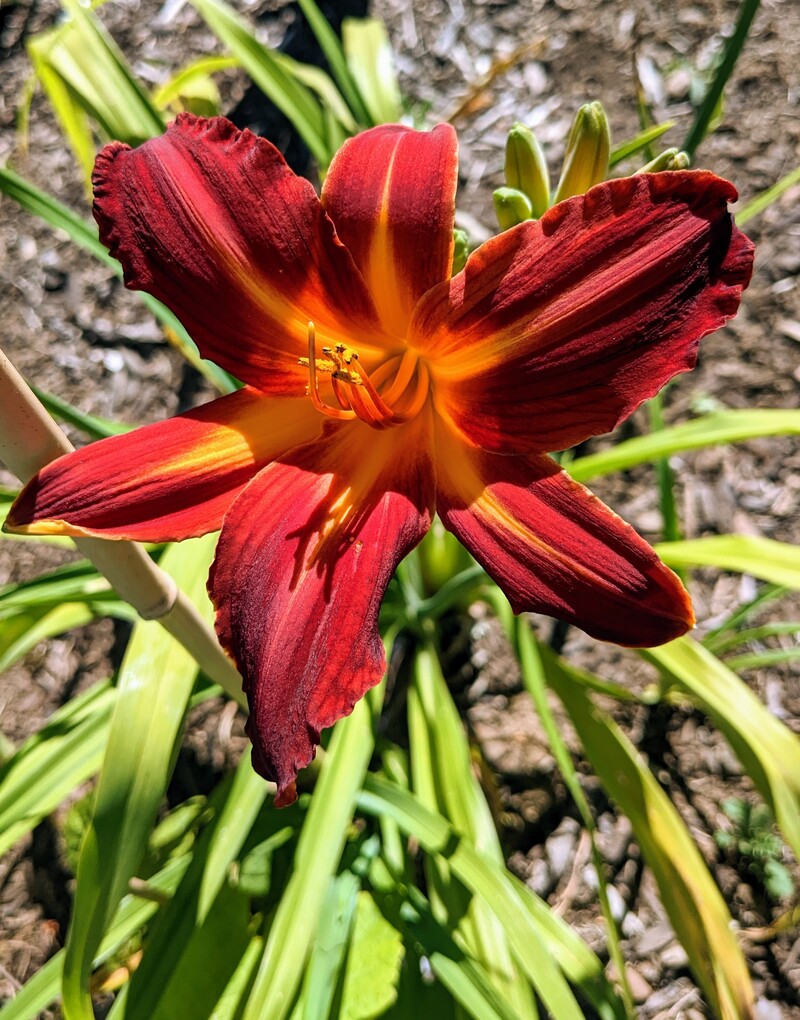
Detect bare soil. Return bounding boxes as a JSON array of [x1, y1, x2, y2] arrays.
[[0, 0, 799, 1016]]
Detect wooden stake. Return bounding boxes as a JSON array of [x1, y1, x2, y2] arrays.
[[0, 347, 245, 706]]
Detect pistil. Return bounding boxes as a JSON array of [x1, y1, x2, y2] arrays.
[[303, 323, 355, 422]]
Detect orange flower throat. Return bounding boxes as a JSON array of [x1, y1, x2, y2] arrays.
[[301, 321, 429, 429]]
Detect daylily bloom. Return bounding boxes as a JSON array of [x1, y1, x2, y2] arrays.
[[5, 115, 753, 805]]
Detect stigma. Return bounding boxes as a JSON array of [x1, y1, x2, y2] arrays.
[[300, 322, 430, 429]]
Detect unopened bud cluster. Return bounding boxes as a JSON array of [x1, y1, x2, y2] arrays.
[[493, 101, 691, 233]]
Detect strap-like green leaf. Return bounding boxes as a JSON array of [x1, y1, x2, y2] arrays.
[[0, 166, 110, 261], [1, 559, 112, 610], [609, 121, 674, 167], [337, 890, 405, 1020], [707, 620, 800, 655], [27, 2, 163, 184], [358, 778, 585, 1020], [61, 535, 218, 1019], [0, 602, 128, 675], [409, 645, 536, 1019], [545, 657, 754, 1020], [369, 867, 522, 1020], [28, 54, 98, 182], [568, 409, 800, 482], [0, 681, 114, 856], [272, 50, 358, 133], [241, 686, 383, 1020], [209, 936, 264, 1020], [644, 636, 800, 860], [151, 55, 236, 112], [725, 647, 800, 670], [30, 384, 133, 438], [296, 0, 372, 126], [341, 17, 402, 125], [512, 621, 635, 1017], [682, 0, 761, 157], [189, 0, 330, 168], [119, 758, 267, 1019], [737, 164, 800, 225], [298, 874, 361, 1019], [0, 855, 190, 1020], [655, 535, 800, 589]]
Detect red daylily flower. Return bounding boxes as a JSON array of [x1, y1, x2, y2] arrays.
[[5, 115, 754, 805]]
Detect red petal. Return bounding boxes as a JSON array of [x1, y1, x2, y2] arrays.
[[322, 124, 458, 337], [435, 422, 693, 646], [5, 389, 321, 541], [93, 114, 386, 393], [414, 172, 754, 454], [209, 414, 435, 803]]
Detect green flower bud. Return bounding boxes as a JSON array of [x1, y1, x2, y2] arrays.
[[505, 122, 550, 218], [493, 187, 533, 232], [637, 148, 691, 173], [553, 101, 611, 204], [451, 228, 469, 275]]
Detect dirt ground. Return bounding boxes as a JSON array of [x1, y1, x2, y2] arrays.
[[0, 0, 799, 1016]]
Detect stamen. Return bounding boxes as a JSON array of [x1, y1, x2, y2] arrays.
[[301, 321, 430, 429], [379, 350, 419, 407], [396, 361, 431, 420], [348, 383, 391, 429], [368, 356, 401, 391], [357, 369, 408, 425], [330, 375, 353, 410]]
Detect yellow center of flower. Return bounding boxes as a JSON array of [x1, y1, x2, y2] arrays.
[[300, 322, 430, 429]]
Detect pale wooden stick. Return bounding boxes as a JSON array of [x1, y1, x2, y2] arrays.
[[0, 347, 245, 707]]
